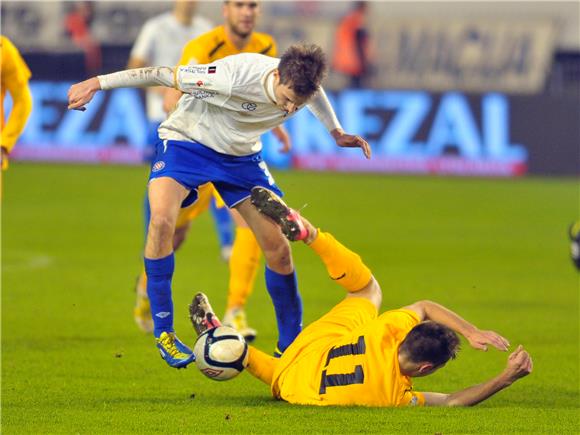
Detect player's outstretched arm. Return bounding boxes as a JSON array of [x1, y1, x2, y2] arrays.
[[307, 88, 371, 159], [421, 345, 533, 407], [405, 300, 510, 352], [67, 66, 176, 110]]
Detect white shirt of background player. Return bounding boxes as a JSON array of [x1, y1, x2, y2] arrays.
[[129, 11, 213, 122]]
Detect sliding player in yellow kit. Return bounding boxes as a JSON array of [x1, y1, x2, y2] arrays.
[[1, 35, 33, 175], [134, 1, 291, 341], [191, 187, 533, 407]]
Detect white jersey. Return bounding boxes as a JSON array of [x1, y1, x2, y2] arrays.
[[158, 53, 339, 156], [130, 12, 213, 122]]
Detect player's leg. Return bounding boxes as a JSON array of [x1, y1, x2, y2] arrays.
[[145, 176, 195, 368], [235, 198, 302, 355], [189, 292, 277, 385], [134, 183, 215, 333], [209, 196, 234, 261], [223, 207, 261, 341], [251, 187, 381, 309]]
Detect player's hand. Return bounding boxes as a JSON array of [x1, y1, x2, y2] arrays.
[[67, 77, 101, 111], [272, 126, 292, 154], [504, 345, 533, 381], [331, 128, 371, 159], [466, 329, 510, 352]]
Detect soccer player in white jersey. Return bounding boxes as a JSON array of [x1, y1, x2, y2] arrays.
[[127, 1, 232, 333], [68, 44, 371, 369]]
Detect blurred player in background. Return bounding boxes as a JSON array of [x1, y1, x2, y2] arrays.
[[128, 0, 216, 334], [191, 187, 532, 407], [68, 43, 370, 369], [136, 0, 291, 341], [1, 35, 33, 174], [569, 222, 580, 270], [332, 1, 372, 88]]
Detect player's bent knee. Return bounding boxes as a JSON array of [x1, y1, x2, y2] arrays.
[[148, 214, 177, 241]]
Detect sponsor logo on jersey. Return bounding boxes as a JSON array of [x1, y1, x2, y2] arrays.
[[196, 80, 204, 87], [152, 161, 165, 172], [182, 65, 208, 74], [192, 90, 217, 100], [208, 66, 217, 74], [242, 102, 257, 111]]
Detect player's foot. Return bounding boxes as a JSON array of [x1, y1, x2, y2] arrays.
[[189, 292, 222, 336], [134, 274, 153, 334], [223, 307, 257, 342], [250, 187, 309, 242], [273, 344, 283, 358], [155, 331, 195, 368], [220, 245, 233, 262]]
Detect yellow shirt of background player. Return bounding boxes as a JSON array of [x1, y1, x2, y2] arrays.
[[272, 304, 426, 407], [178, 25, 276, 66], [1, 35, 32, 154]]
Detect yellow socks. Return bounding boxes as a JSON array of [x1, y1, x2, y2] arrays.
[[246, 346, 278, 385], [309, 231, 372, 292], [226, 227, 262, 309]]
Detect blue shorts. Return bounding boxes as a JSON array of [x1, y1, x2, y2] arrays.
[[148, 139, 283, 208]]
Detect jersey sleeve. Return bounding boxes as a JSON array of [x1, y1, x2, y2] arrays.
[[174, 58, 233, 103], [400, 390, 425, 407], [130, 20, 156, 62], [1, 36, 31, 84], [1, 37, 33, 152]]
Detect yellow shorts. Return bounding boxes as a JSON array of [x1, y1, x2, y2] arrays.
[[175, 183, 227, 229]]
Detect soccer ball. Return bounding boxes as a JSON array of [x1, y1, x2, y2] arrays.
[[193, 326, 249, 381]]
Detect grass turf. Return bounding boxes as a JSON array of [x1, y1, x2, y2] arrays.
[[2, 163, 578, 434]]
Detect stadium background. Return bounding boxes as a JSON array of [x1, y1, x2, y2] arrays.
[[2, 1, 579, 434]]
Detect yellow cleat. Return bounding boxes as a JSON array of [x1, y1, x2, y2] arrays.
[[223, 307, 257, 342], [134, 273, 153, 334]]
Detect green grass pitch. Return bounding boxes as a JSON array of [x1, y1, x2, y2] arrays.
[[2, 163, 578, 434]]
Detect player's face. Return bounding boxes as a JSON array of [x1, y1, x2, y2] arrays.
[[273, 81, 308, 115], [223, 1, 260, 38]]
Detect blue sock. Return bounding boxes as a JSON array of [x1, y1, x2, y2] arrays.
[[144, 253, 175, 338], [265, 267, 303, 353], [210, 198, 234, 248]]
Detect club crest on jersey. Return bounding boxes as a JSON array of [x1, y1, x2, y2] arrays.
[[208, 66, 217, 74], [242, 102, 257, 111], [152, 161, 165, 172]]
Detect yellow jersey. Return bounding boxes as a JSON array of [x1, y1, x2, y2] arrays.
[[1, 35, 32, 155], [271, 298, 426, 407], [178, 25, 276, 66]]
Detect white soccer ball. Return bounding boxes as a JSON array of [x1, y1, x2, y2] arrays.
[[193, 326, 249, 381]]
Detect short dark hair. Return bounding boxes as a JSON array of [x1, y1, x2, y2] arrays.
[[399, 321, 460, 367], [278, 44, 327, 98]]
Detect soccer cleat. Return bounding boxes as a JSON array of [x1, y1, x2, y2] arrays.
[[189, 292, 222, 337], [156, 331, 195, 368], [273, 345, 283, 358], [250, 187, 308, 242], [223, 307, 257, 342], [134, 274, 153, 334]]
